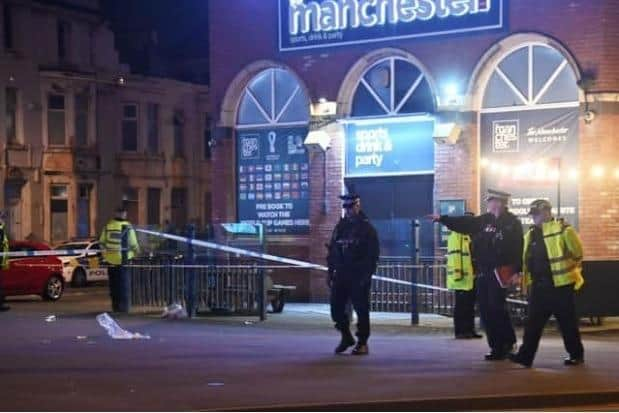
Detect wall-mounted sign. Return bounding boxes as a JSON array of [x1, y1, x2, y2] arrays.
[[279, 0, 505, 51], [237, 127, 310, 235], [439, 199, 466, 248], [344, 117, 435, 177], [480, 108, 579, 228]]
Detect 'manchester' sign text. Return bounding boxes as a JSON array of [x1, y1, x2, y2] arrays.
[[279, 0, 505, 51]]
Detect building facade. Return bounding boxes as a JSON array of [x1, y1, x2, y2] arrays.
[[210, 0, 619, 301], [0, 0, 211, 244]]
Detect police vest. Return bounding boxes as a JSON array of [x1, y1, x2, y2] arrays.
[[99, 219, 138, 266], [446, 232, 474, 291], [523, 220, 584, 290], [0, 223, 8, 270]]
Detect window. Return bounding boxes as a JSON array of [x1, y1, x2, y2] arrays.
[[123, 187, 139, 224], [47, 94, 66, 145], [57, 20, 71, 61], [76, 184, 91, 238], [5, 87, 18, 144], [122, 104, 138, 151], [350, 57, 435, 117], [146, 103, 159, 154], [203, 113, 212, 159], [171, 187, 187, 229], [237, 68, 310, 126], [75, 91, 89, 146], [3, 4, 13, 50], [173, 110, 184, 158], [147, 188, 161, 226]]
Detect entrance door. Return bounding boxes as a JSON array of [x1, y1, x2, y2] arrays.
[[4, 182, 22, 240], [50, 185, 69, 244], [77, 184, 91, 238], [345, 175, 434, 258]]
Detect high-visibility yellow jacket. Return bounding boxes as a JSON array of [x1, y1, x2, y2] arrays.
[[0, 223, 9, 270], [447, 231, 474, 291], [523, 219, 584, 290], [99, 219, 139, 266]]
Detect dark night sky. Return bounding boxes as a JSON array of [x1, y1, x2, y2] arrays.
[[100, 0, 210, 82]]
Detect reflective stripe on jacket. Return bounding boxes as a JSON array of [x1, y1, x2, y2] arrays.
[[446, 231, 474, 291], [99, 219, 139, 266], [523, 220, 584, 290]]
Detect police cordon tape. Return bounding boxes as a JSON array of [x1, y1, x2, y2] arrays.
[[134, 228, 529, 306]]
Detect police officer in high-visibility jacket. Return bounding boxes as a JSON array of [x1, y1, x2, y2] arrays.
[[509, 199, 585, 368], [0, 220, 10, 312], [446, 215, 482, 339], [99, 206, 139, 312]]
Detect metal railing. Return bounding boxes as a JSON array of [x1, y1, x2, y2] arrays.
[[128, 256, 264, 317]]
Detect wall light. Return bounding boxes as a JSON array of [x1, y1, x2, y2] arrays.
[[591, 165, 605, 179]]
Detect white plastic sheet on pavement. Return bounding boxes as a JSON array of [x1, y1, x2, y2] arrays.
[[161, 303, 188, 319], [96, 313, 151, 340]]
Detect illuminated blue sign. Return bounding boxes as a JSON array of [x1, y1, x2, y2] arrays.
[[279, 0, 505, 51], [345, 117, 435, 177]]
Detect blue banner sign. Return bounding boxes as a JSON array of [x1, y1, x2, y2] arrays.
[[237, 127, 310, 235], [345, 117, 435, 177], [279, 0, 505, 51]]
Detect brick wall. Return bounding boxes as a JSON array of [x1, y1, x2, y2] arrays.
[[209, 0, 619, 299]]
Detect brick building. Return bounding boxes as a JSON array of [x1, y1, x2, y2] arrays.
[[0, 0, 211, 244], [209, 0, 619, 301]]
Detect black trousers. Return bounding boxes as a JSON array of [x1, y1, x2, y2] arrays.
[[477, 272, 516, 352], [108, 266, 122, 312], [516, 283, 584, 365], [454, 284, 477, 336], [330, 275, 371, 344]]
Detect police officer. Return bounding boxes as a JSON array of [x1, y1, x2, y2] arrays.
[[432, 189, 523, 360], [446, 212, 482, 339], [99, 206, 139, 312], [509, 199, 585, 368], [327, 194, 380, 355], [0, 219, 10, 312]]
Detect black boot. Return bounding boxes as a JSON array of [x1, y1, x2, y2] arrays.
[[335, 332, 355, 354], [351, 342, 369, 355]]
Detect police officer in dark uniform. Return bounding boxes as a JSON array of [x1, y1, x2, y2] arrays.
[[509, 199, 585, 368], [431, 189, 523, 360], [327, 194, 380, 355]]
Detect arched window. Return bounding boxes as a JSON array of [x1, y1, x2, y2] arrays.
[[482, 44, 579, 111], [480, 42, 580, 227], [237, 68, 309, 127], [235, 68, 311, 235], [350, 57, 435, 118]]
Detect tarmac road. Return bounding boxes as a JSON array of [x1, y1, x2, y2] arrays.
[[1, 287, 619, 411]]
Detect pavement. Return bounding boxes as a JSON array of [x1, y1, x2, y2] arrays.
[[2, 287, 619, 411]]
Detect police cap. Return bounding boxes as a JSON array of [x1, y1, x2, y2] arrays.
[[339, 193, 361, 208], [528, 199, 552, 215]]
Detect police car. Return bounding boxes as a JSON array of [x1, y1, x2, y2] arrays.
[[54, 240, 107, 287]]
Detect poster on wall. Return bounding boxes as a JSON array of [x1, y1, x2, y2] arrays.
[[345, 118, 435, 177], [279, 0, 506, 51], [480, 108, 579, 228], [237, 127, 310, 235]]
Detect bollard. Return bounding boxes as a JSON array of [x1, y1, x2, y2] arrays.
[[185, 224, 197, 318], [410, 219, 420, 325], [119, 224, 132, 313]]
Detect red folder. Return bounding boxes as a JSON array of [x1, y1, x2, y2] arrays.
[[495, 265, 518, 288]]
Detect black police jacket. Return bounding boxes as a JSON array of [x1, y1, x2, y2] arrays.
[[440, 211, 523, 272], [326, 211, 380, 279]]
